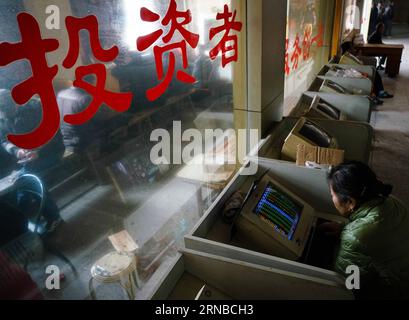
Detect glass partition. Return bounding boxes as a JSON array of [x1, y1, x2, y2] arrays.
[[0, 0, 245, 300]]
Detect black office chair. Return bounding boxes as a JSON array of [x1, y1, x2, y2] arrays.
[[13, 174, 45, 233], [12, 174, 77, 276]]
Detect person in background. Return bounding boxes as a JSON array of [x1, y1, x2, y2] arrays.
[[341, 41, 394, 102], [301, 0, 317, 37], [57, 79, 94, 156], [368, 22, 387, 70], [368, 2, 379, 37], [111, 48, 168, 111], [0, 89, 64, 234], [0, 90, 36, 167], [377, 1, 385, 23], [383, 1, 394, 38], [321, 161, 409, 299], [0, 90, 65, 173]]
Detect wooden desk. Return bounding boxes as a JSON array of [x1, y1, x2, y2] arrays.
[[356, 44, 404, 77]]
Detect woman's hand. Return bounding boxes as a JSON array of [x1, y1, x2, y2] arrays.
[[16, 149, 38, 162], [318, 221, 344, 238]]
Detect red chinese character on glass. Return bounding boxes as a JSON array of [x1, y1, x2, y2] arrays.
[[302, 27, 312, 61], [284, 38, 290, 76], [63, 15, 132, 125], [137, 0, 200, 102], [209, 4, 243, 68], [291, 34, 302, 70], [311, 24, 324, 48], [0, 13, 60, 150]]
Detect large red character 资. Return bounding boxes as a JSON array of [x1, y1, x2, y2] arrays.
[[137, 0, 200, 102], [0, 13, 60, 149], [63, 15, 132, 125], [209, 4, 243, 68]]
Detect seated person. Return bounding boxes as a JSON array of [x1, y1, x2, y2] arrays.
[[111, 50, 167, 110], [0, 90, 65, 173], [322, 161, 409, 299], [368, 22, 387, 70], [341, 41, 394, 103], [192, 44, 232, 100], [0, 89, 63, 234], [57, 78, 95, 155], [0, 201, 43, 300]]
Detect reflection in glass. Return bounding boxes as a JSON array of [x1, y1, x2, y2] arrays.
[[0, 0, 238, 300]]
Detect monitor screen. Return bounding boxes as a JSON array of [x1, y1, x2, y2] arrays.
[[326, 80, 348, 94], [317, 102, 341, 120], [299, 120, 332, 148], [253, 183, 303, 240]]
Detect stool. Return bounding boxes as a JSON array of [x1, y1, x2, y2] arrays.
[[89, 251, 140, 300]]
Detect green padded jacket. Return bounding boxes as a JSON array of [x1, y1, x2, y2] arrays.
[[335, 196, 409, 299]]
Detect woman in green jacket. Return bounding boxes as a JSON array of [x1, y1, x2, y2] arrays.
[[324, 161, 409, 299]]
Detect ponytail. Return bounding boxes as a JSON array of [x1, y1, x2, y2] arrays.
[[374, 180, 393, 198]]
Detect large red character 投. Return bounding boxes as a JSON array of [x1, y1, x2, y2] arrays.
[[137, 0, 200, 102], [0, 13, 60, 150], [63, 15, 132, 125], [209, 4, 243, 68]]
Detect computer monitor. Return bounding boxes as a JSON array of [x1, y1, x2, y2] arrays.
[[281, 117, 339, 161], [237, 174, 315, 260], [319, 79, 353, 95], [304, 95, 347, 121]]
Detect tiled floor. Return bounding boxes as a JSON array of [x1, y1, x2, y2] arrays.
[[370, 24, 409, 206]]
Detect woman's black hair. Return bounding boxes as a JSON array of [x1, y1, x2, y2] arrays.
[[376, 22, 385, 34], [328, 161, 393, 205], [341, 41, 353, 55]]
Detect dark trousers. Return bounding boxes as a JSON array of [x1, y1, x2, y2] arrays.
[[374, 71, 384, 96], [384, 19, 393, 37]]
